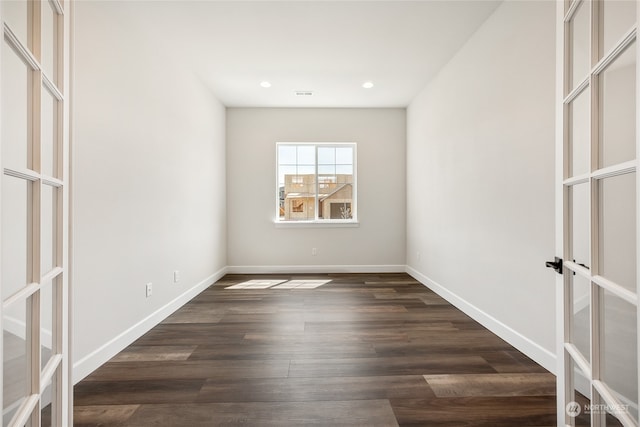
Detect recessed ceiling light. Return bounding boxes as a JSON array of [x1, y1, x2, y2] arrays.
[[362, 81, 374, 89], [260, 81, 271, 88]]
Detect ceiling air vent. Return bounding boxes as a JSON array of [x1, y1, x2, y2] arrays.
[[295, 90, 314, 96]]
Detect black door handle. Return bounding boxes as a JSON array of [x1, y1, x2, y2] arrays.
[[545, 257, 563, 274]]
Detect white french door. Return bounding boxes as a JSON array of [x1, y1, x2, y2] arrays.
[[0, 0, 70, 426], [555, 0, 639, 426]]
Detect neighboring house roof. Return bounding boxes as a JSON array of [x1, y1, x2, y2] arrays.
[[319, 183, 352, 202]]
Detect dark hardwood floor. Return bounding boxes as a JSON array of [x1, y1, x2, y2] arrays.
[[74, 273, 557, 426]]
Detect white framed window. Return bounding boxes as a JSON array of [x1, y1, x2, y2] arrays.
[[276, 143, 357, 224]]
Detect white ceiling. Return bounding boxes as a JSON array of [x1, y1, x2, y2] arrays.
[[114, 0, 502, 108]]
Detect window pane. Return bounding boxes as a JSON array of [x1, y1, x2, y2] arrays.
[[328, 202, 352, 219], [318, 147, 335, 164], [318, 165, 335, 175], [569, 88, 591, 177], [41, 184, 58, 276], [283, 174, 315, 221], [601, 0, 636, 58], [337, 174, 353, 184], [278, 146, 296, 165], [2, 40, 30, 171], [2, 176, 30, 301], [278, 165, 296, 187], [571, 274, 591, 363], [601, 290, 638, 423], [598, 172, 636, 293], [319, 175, 336, 192], [319, 176, 353, 220], [336, 147, 353, 164], [336, 165, 353, 175], [297, 145, 315, 165], [599, 41, 636, 169], [286, 198, 315, 220], [297, 165, 314, 175], [570, 0, 590, 91], [3, 300, 30, 426]]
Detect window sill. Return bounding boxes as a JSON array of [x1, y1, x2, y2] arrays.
[[274, 220, 360, 229]]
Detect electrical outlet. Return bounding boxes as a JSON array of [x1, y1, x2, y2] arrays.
[[311, 248, 318, 256], [416, 251, 421, 260], [173, 270, 180, 283], [146, 283, 153, 298]]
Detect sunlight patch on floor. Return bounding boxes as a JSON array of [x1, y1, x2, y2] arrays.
[[272, 280, 331, 289], [225, 280, 287, 289], [225, 279, 331, 290]]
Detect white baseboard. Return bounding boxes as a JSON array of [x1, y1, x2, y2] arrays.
[[406, 266, 557, 374], [72, 266, 228, 384], [226, 264, 406, 274]]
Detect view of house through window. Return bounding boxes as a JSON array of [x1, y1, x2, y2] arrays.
[[277, 143, 356, 222]]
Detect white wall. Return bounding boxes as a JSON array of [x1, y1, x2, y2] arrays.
[[406, 0, 556, 371], [226, 108, 406, 272], [72, 1, 227, 382]]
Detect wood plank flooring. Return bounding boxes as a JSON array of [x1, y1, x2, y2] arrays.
[[74, 273, 557, 426]]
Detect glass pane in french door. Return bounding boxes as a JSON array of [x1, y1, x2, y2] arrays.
[[3, 300, 30, 426], [2, 175, 30, 299], [1, 40, 30, 171], [570, 88, 591, 177], [570, 0, 591, 90], [41, 280, 54, 369], [599, 41, 636, 169], [571, 182, 590, 267], [567, 354, 591, 426], [601, 289, 638, 422], [601, 0, 637, 57], [606, 417, 625, 426], [41, 184, 57, 275], [41, 0, 59, 84], [601, 406, 625, 426], [40, 366, 59, 427], [571, 274, 591, 362], [598, 172, 636, 292], [591, 389, 629, 426], [0, 0, 28, 49], [41, 86, 58, 178]]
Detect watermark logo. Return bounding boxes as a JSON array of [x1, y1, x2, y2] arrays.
[[566, 401, 581, 417], [566, 401, 630, 418]]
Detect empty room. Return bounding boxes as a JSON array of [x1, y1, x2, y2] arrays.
[[0, 0, 638, 425]]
